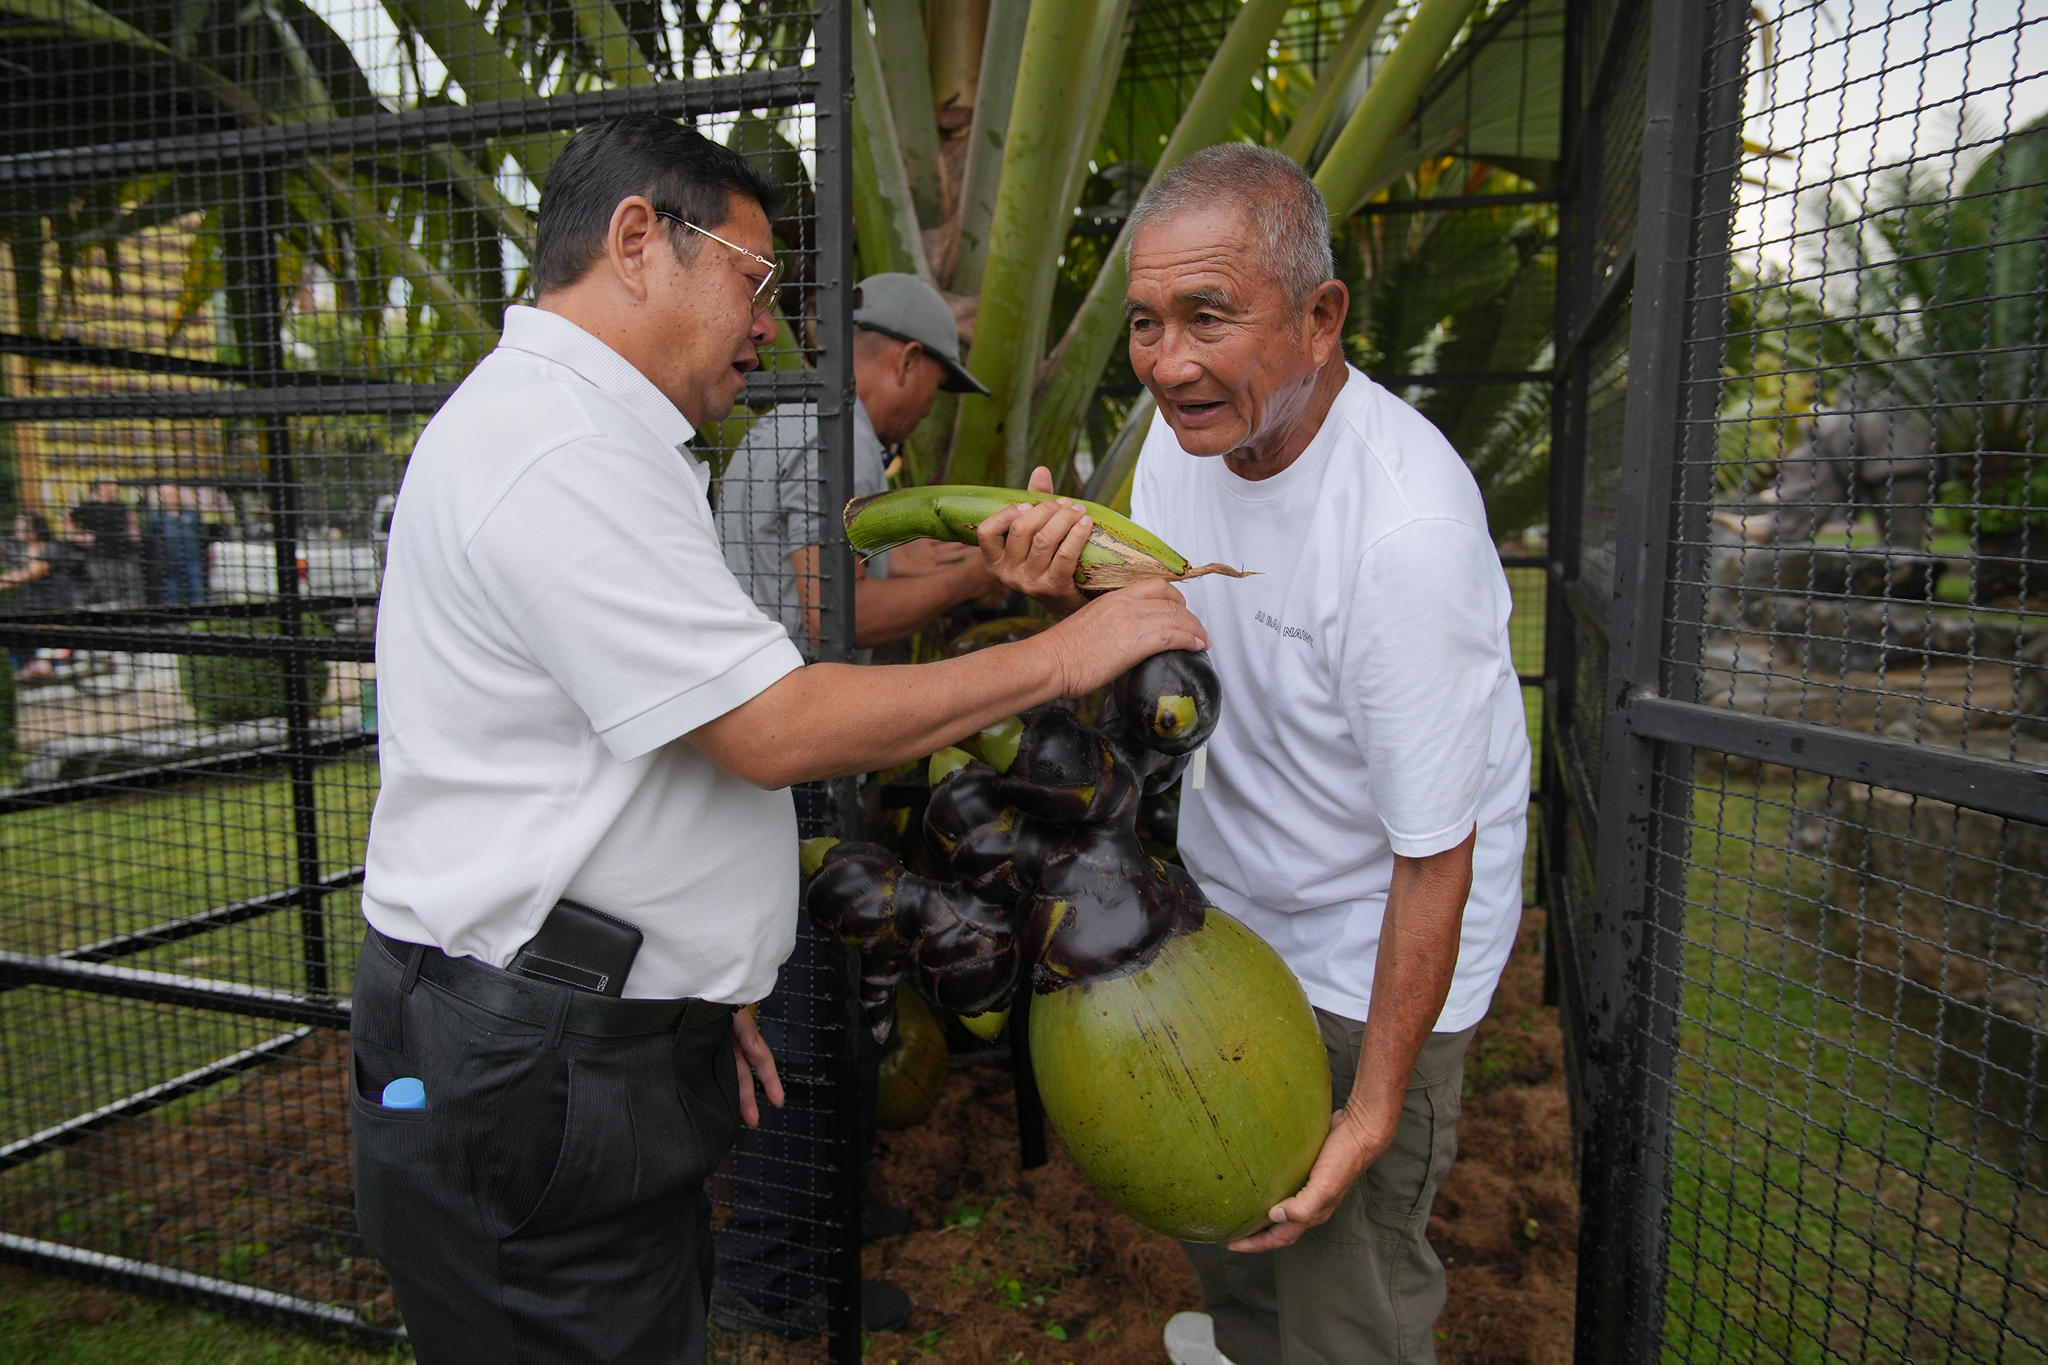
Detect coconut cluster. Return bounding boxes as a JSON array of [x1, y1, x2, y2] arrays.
[[806, 650, 1223, 1042]]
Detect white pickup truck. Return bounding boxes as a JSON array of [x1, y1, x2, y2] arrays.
[[209, 539, 382, 601]]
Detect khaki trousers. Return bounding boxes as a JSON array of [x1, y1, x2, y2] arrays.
[[1179, 1012, 1475, 1365]]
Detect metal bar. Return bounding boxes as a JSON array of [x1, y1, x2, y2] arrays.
[[1627, 696, 2048, 826], [0, 386, 456, 421], [1547, 9, 1607, 1352], [813, 2, 862, 1358], [0, 952, 351, 1029], [0, 331, 394, 389], [1664, 0, 1749, 709], [0, 1233, 396, 1345], [1562, 246, 1635, 361], [0, 70, 817, 186], [0, 733, 376, 818], [0, 597, 373, 629], [236, 169, 331, 1006], [60, 868, 367, 965], [1355, 191, 1563, 215], [1067, 192, 1563, 241], [1561, 0, 1653, 186], [1368, 369, 1555, 386], [1009, 983, 1049, 1170], [1582, 0, 1706, 1353], [0, 625, 373, 660], [0, 372, 818, 421], [0, 1028, 313, 1174]]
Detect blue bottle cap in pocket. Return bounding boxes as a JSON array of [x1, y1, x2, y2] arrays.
[[381, 1077, 427, 1110]]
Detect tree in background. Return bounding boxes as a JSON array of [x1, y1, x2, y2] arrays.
[[2, 0, 1563, 534]]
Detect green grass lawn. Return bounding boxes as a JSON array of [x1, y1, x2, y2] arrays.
[[0, 1264, 409, 1364], [1662, 771, 2048, 1362], [0, 757, 387, 1362], [1, 759, 379, 1142]]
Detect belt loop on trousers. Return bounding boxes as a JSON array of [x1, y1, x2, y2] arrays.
[[398, 942, 425, 995], [543, 989, 570, 1049]]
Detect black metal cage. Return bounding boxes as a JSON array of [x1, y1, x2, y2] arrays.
[[1552, 0, 2048, 1357], [0, 3, 864, 1358]]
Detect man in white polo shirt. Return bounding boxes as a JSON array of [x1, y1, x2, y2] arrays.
[[980, 144, 1529, 1365], [351, 115, 1208, 1365]]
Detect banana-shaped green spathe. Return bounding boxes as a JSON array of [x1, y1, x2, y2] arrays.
[[844, 485, 1250, 592]]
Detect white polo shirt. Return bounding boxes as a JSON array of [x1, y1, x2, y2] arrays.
[[1132, 366, 1531, 1032], [362, 305, 807, 1003]]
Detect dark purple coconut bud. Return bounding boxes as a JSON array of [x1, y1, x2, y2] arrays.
[[1001, 708, 1140, 829], [1110, 649, 1222, 757], [894, 879, 1022, 1017], [1023, 827, 1188, 993]]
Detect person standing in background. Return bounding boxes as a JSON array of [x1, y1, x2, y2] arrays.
[[711, 271, 999, 1338], [148, 485, 208, 607], [70, 480, 141, 606]]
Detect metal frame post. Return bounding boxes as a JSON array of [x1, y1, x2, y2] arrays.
[[241, 171, 330, 1001], [1579, 0, 1714, 1354], [812, 0, 864, 1357]]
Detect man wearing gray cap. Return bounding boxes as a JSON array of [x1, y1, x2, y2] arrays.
[[711, 272, 996, 1338], [719, 272, 997, 659]]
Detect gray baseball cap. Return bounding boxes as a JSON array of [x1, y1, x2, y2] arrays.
[[852, 273, 990, 396]]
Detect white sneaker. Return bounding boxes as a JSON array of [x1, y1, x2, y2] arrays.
[[1164, 1311, 1238, 1365]]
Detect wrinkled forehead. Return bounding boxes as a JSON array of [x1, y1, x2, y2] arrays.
[[1126, 201, 1275, 308]]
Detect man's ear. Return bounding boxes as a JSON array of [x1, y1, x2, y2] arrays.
[[1306, 279, 1351, 367], [606, 195, 664, 302], [895, 340, 925, 387]]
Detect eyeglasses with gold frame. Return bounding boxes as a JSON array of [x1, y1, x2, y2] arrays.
[[655, 211, 783, 312]]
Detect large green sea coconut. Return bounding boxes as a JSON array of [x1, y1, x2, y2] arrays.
[[1030, 910, 1330, 1242]]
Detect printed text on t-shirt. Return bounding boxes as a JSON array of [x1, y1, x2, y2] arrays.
[[1253, 610, 1315, 646]]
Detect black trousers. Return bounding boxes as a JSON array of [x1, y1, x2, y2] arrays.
[[350, 932, 740, 1364]]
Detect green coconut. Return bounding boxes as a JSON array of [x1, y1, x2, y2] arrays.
[[876, 987, 948, 1130], [1029, 909, 1329, 1242]]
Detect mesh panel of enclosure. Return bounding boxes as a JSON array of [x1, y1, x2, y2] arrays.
[[1552, 0, 2048, 1357], [0, 3, 862, 1357]]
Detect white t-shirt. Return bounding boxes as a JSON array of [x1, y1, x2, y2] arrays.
[[362, 305, 807, 1003], [1132, 366, 1530, 1031]]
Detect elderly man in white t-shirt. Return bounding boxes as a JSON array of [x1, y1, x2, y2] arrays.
[[979, 144, 1530, 1365]]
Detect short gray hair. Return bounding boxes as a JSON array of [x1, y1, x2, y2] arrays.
[[1124, 144, 1335, 307]]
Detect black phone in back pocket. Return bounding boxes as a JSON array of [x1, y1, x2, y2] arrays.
[[508, 900, 643, 997]]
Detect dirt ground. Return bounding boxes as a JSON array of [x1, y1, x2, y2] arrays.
[[2, 909, 1574, 1361], [857, 908, 1578, 1364]]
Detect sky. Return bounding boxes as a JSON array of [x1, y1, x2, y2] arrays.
[[1734, 0, 2048, 270]]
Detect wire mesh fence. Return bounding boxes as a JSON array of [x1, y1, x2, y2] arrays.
[[1551, 0, 2048, 1357], [0, 2, 863, 1356]]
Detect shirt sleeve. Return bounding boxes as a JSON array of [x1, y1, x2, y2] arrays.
[[469, 432, 804, 762], [1342, 518, 1508, 858], [782, 436, 824, 550]]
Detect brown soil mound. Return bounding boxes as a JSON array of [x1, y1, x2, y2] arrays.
[[858, 909, 1577, 1363]]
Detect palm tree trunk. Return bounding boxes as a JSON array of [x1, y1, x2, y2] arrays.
[[870, 0, 946, 227], [852, 9, 935, 282], [1022, 0, 1296, 484], [1313, 0, 1487, 217], [1276, 0, 1396, 163], [950, 0, 1031, 297], [951, 0, 1132, 486]]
